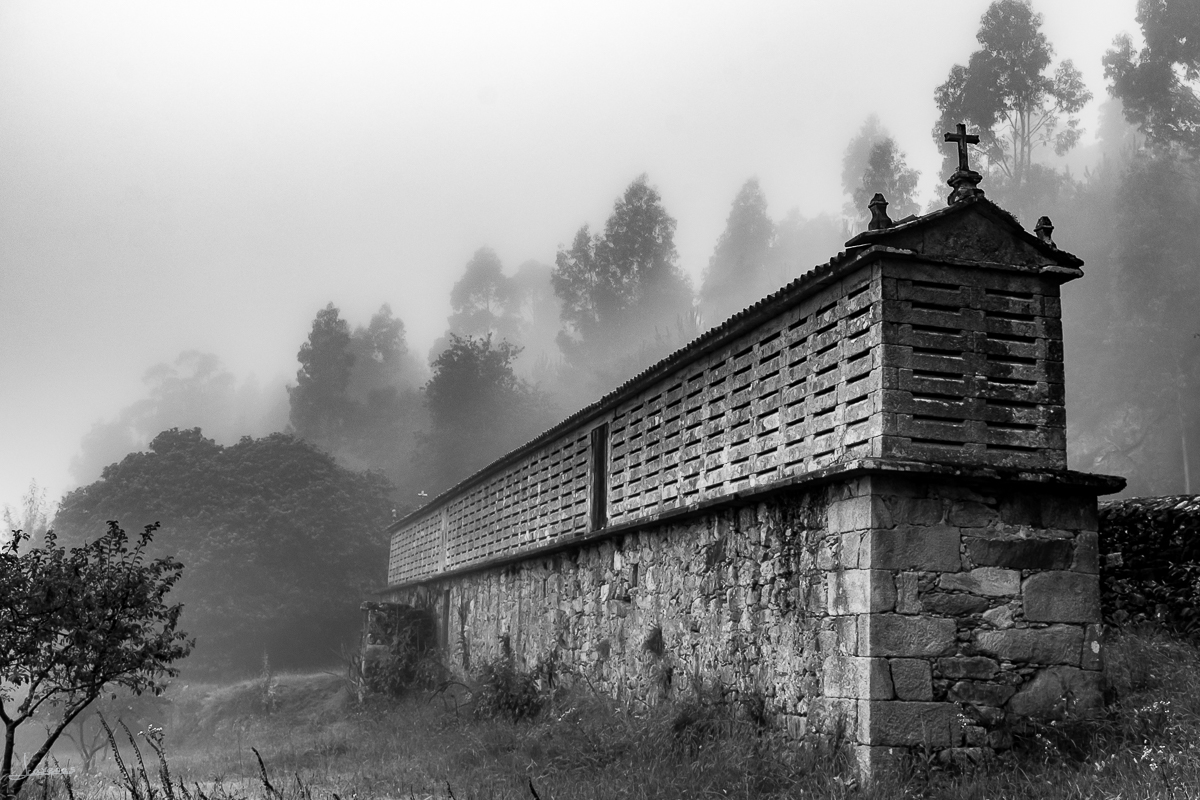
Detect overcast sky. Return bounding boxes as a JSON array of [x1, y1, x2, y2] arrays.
[[0, 0, 1138, 510]]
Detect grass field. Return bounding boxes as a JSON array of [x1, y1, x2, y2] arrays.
[[25, 627, 1200, 799]]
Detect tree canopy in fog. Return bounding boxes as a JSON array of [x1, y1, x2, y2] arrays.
[[53, 428, 394, 677], [420, 334, 553, 494], [553, 175, 697, 403], [934, 0, 1091, 200], [289, 303, 425, 499], [1104, 0, 1200, 154], [699, 178, 775, 325]]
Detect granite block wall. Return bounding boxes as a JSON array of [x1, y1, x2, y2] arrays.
[[381, 469, 1105, 771]]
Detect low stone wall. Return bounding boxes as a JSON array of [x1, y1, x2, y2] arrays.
[[1098, 495, 1200, 629], [381, 466, 1107, 771]]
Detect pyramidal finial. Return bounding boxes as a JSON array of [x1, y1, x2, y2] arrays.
[[868, 193, 892, 231]]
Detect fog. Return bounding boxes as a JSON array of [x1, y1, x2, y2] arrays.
[[0, 0, 1146, 511]]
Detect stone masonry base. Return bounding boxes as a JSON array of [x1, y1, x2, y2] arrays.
[[381, 469, 1105, 776]]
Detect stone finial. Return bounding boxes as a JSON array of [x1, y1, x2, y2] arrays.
[[868, 193, 892, 231], [1034, 216, 1056, 247], [946, 169, 984, 205]]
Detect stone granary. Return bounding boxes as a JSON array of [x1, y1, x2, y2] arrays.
[[376, 136, 1124, 773]]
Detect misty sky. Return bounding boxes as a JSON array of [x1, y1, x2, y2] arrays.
[[0, 0, 1138, 510]]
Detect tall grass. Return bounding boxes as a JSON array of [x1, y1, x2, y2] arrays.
[[30, 627, 1200, 799]]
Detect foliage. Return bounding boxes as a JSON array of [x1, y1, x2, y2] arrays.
[[851, 138, 921, 223], [1104, 0, 1200, 154], [288, 303, 426, 496], [699, 178, 775, 325], [471, 657, 544, 723], [447, 247, 522, 343], [1099, 496, 1200, 632], [840, 114, 888, 201], [360, 604, 440, 697], [0, 521, 191, 798], [552, 175, 696, 400], [288, 303, 356, 447], [421, 334, 553, 493], [933, 0, 1091, 193], [53, 428, 395, 676]]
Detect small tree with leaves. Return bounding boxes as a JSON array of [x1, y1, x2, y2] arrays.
[[0, 521, 192, 798]]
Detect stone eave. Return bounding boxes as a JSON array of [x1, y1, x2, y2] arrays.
[[378, 459, 1124, 593]]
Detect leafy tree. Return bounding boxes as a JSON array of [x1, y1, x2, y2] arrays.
[[288, 304, 427, 497], [448, 248, 521, 342], [841, 115, 888, 201], [0, 522, 192, 797], [700, 178, 776, 325], [1104, 0, 1200, 153], [421, 335, 552, 492], [933, 0, 1091, 194], [851, 138, 921, 223], [289, 303, 355, 447], [552, 175, 695, 400], [53, 428, 395, 676]]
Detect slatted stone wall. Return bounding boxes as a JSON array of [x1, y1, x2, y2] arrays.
[[605, 271, 881, 526], [879, 261, 1065, 469], [387, 243, 1073, 587], [388, 431, 592, 585]]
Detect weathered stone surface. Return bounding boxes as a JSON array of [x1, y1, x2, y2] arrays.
[[860, 700, 961, 747], [964, 537, 1072, 570], [1040, 495, 1098, 531], [976, 626, 1083, 665], [938, 567, 1020, 596], [884, 496, 943, 526], [1022, 571, 1100, 623], [810, 697, 856, 737], [1082, 624, 1103, 670], [823, 655, 894, 699], [938, 656, 999, 680], [998, 494, 1041, 527], [895, 572, 921, 614], [827, 496, 877, 533], [922, 592, 990, 616], [981, 604, 1014, 629], [1072, 532, 1099, 574], [867, 526, 962, 572], [860, 614, 956, 658], [1008, 666, 1103, 719], [890, 658, 933, 701], [827, 569, 896, 615], [949, 680, 1015, 706], [949, 500, 996, 528]]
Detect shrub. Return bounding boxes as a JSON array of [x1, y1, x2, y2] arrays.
[[360, 603, 440, 697], [472, 657, 543, 722]]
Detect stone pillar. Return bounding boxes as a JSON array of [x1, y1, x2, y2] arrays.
[[817, 471, 1106, 773]]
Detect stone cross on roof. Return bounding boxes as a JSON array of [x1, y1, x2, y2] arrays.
[[943, 123, 980, 173], [943, 122, 984, 205]]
